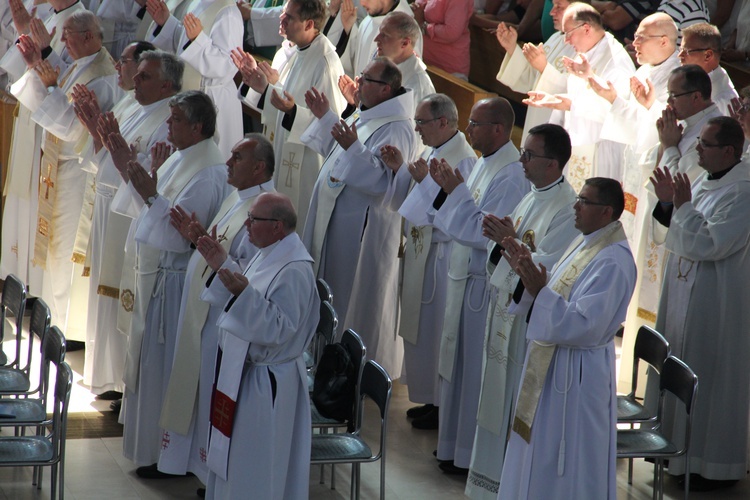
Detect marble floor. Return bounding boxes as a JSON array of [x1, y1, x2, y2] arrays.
[[0, 337, 748, 499]]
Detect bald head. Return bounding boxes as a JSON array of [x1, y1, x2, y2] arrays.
[[263, 192, 297, 234], [633, 13, 678, 65]]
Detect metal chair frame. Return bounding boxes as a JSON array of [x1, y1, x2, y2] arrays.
[[316, 278, 333, 305], [307, 301, 338, 391], [311, 360, 392, 500], [0, 361, 73, 499], [0, 274, 27, 367], [617, 356, 698, 500]]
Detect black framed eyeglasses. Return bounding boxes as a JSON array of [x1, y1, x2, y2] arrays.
[[246, 214, 279, 224], [519, 148, 554, 162], [358, 72, 389, 85], [575, 196, 609, 207], [667, 89, 697, 100], [679, 47, 710, 56], [414, 117, 441, 126]]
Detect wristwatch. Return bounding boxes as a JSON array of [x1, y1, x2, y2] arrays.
[[146, 193, 159, 207], [46, 85, 56, 94]]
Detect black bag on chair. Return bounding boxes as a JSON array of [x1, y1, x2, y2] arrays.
[[312, 342, 356, 429]]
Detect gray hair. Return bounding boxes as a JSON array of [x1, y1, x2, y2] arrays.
[[139, 49, 184, 92], [245, 132, 275, 177], [169, 90, 216, 138], [421, 93, 458, 128], [67, 11, 103, 39], [383, 11, 421, 46]]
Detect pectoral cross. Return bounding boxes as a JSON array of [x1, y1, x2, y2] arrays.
[[283, 151, 300, 188], [41, 163, 55, 199]]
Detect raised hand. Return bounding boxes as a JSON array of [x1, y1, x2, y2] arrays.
[[217, 268, 248, 295], [588, 77, 617, 104], [104, 132, 137, 180], [495, 22, 518, 53], [257, 61, 279, 85], [631, 76, 655, 110], [305, 86, 330, 119], [338, 74, 358, 105], [169, 205, 199, 241], [523, 90, 570, 111], [522, 42, 547, 73], [236, 0, 252, 21], [656, 106, 683, 149], [10, 0, 33, 35], [430, 158, 463, 194], [33, 59, 59, 87], [502, 236, 547, 297], [411, 1, 425, 25], [330, 119, 358, 150], [150, 141, 174, 172], [270, 89, 295, 113], [183, 13, 203, 41], [728, 97, 742, 121], [29, 17, 54, 50], [17, 34, 42, 68], [97, 112, 123, 149], [672, 172, 692, 210], [649, 166, 675, 203], [126, 159, 158, 202], [341, 0, 357, 33], [563, 53, 592, 79], [146, 0, 170, 27], [197, 226, 228, 271], [409, 158, 429, 182], [482, 214, 517, 245], [380, 144, 404, 172]]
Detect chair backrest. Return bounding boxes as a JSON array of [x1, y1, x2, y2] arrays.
[[39, 326, 67, 408], [359, 360, 392, 460], [630, 326, 670, 394], [316, 278, 333, 305], [341, 329, 367, 428], [24, 300, 52, 395], [0, 275, 27, 364], [658, 356, 699, 455], [49, 362, 73, 464], [311, 301, 338, 370]]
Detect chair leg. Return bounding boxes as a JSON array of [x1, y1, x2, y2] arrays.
[[683, 455, 690, 500], [354, 463, 361, 500], [51, 464, 57, 500], [651, 460, 658, 500], [628, 457, 633, 484], [349, 464, 356, 500], [331, 463, 336, 490], [319, 463, 325, 484]]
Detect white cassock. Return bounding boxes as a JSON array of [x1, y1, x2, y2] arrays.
[[603, 51, 681, 393], [708, 65, 738, 116], [10, 49, 121, 341], [149, 0, 243, 158], [434, 142, 530, 468], [302, 89, 418, 377], [649, 163, 750, 480], [157, 180, 274, 481], [496, 31, 576, 144], [498, 222, 636, 500], [96, 0, 139, 58], [242, 34, 346, 228], [466, 178, 577, 500], [326, 0, 421, 77], [549, 33, 634, 191], [398, 54, 436, 114], [396, 131, 476, 405], [120, 140, 228, 466], [83, 96, 172, 394], [202, 233, 318, 500], [0, 1, 82, 298]]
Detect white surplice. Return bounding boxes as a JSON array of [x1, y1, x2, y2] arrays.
[[243, 34, 346, 228], [302, 89, 418, 377], [120, 142, 228, 466], [202, 233, 318, 500], [650, 163, 750, 480], [396, 131, 477, 405], [149, 0, 244, 158], [433, 142, 530, 468], [398, 54, 436, 114], [157, 181, 273, 482], [498, 224, 636, 500], [466, 178, 577, 500], [708, 65, 738, 117]]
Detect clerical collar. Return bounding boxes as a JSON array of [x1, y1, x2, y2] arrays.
[[296, 34, 318, 51], [141, 96, 169, 112], [582, 220, 616, 244], [55, 0, 80, 14], [533, 176, 564, 193], [706, 163, 736, 181], [238, 180, 274, 200], [259, 238, 282, 258], [683, 104, 718, 128], [433, 131, 458, 152], [481, 144, 503, 159]]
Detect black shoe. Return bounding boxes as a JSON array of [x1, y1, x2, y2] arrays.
[[678, 474, 738, 492], [110, 399, 122, 414], [406, 404, 436, 419], [197, 487, 206, 498], [96, 390, 123, 401], [66, 340, 85, 352], [136, 463, 188, 479], [438, 461, 469, 475], [411, 407, 439, 430]]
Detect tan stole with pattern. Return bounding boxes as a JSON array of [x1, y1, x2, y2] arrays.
[[512, 221, 626, 443], [34, 50, 117, 268]]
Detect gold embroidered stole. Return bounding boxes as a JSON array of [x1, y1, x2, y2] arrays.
[[512, 221, 626, 443]]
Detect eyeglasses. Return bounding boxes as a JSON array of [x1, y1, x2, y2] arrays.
[[358, 72, 389, 86], [666, 89, 697, 100], [697, 138, 730, 149], [414, 117, 441, 126], [468, 119, 500, 127], [575, 196, 609, 207], [562, 23, 586, 37], [62, 28, 89, 37], [246, 214, 279, 225], [633, 33, 665, 42], [116, 57, 135, 65], [519, 148, 554, 162], [679, 47, 710, 56]]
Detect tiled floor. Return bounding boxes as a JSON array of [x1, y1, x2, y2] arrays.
[[1, 336, 749, 498]]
